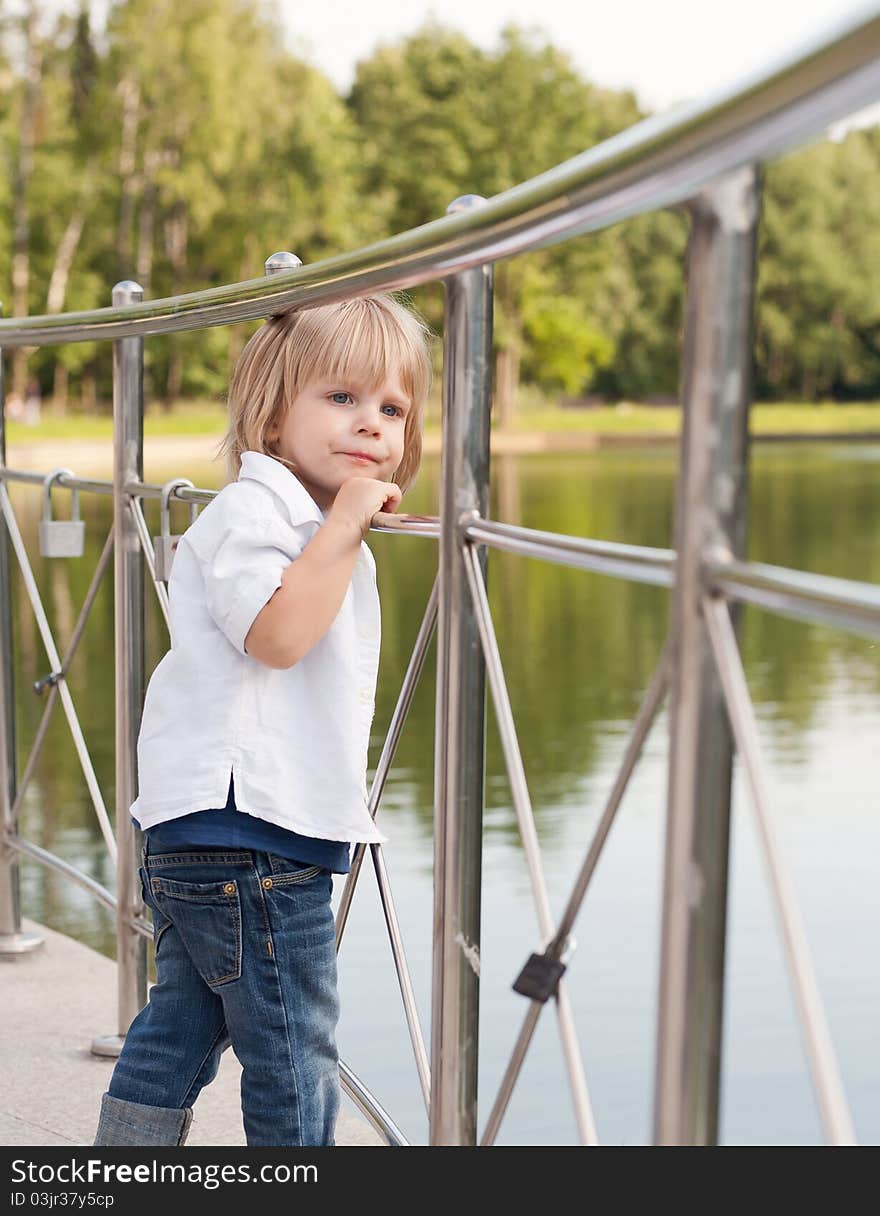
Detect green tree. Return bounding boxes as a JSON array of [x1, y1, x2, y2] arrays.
[[520, 291, 614, 395], [2, 5, 878, 414], [0, 0, 385, 411], [348, 22, 644, 422], [758, 129, 880, 399], [568, 208, 689, 401], [101, 0, 386, 407], [0, 15, 20, 307], [0, 3, 106, 406]]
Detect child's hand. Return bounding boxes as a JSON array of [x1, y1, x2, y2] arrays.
[[329, 478, 402, 541]]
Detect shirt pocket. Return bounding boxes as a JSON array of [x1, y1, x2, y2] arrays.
[[148, 875, 242, 987]]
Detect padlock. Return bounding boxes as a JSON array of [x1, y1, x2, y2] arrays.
[[39, 468, 85, 558], [154, 478, 198, 582]]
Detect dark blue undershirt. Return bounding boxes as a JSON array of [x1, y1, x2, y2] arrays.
[[135, 772, 351, 874]]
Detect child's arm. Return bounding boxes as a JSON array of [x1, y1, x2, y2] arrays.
[[244, 513, 361, 669], [244, 477, 400, 669]]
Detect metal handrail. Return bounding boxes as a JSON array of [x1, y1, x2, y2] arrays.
[[3, 466, 878, 637], [706, 556, 880, 637], [0, 9, 876, 348]]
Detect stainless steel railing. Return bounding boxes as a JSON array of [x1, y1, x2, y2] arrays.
[[0, 5, 878, 1146]]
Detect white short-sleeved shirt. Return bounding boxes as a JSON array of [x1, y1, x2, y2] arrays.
[[129, 450, 388, 845]]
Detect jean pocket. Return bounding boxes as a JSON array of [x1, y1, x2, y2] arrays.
[[265, 854, 327, 886], [149, 875, 242, 987], [139, 866, 171, 952]]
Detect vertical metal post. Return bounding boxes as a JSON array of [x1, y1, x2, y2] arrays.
[[0, 302, 42, 955], [430, 195, 493, 1146], [92, 280, 147, 1055], [654, 166, 761, 1144]]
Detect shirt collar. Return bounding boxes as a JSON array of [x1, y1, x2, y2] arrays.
[[238, 451, 326, 527]]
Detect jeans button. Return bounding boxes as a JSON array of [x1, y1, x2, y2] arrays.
[[262, 877, 273, 890], [223, 882, 235, 894]]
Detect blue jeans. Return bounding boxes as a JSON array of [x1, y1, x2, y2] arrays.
[[94, 842, 341, 1147]]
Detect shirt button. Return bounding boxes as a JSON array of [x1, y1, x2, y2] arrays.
[[359, 689, 371, 703]]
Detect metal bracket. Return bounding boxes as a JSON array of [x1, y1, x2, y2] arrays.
[[33, 670, 62, 695], [154, 477, 197, 582]]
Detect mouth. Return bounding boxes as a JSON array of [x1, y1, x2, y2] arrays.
[[339, 451, 381, 464]]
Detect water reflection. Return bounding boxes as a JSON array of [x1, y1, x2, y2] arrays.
[[7, 442, 879, 1144]]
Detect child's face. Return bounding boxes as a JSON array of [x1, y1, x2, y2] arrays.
[[267, 370, 412, 511]]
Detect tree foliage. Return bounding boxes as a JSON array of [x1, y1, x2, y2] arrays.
[[757, 130, 880, 399], [0, 4, 877, 412]]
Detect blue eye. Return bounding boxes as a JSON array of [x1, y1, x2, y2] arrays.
[[329, 391, 405, 417]]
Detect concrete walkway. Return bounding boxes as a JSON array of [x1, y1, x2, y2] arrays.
[[0, 919, 382, 1147]]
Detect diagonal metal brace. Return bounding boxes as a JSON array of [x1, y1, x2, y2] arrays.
[[512, 951, 567, 1003]]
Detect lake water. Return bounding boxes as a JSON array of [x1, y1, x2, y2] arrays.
[[7, 441, 879, 1145]]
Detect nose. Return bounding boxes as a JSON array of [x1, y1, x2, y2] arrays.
[[355, 401, 385, 434]]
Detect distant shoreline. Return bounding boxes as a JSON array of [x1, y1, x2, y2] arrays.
[[3, 428, 879, 477]]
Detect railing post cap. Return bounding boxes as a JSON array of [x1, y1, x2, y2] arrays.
[[111, 281, 143, 305], [265, 252, 303, 276], [446, 194, 488, 215]]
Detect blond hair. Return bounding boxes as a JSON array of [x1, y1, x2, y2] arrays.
[[216, 293, 433, 496]]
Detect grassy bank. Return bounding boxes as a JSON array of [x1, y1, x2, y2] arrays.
[[510, 402, 880, 436], [5, 399, 880, 445]]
